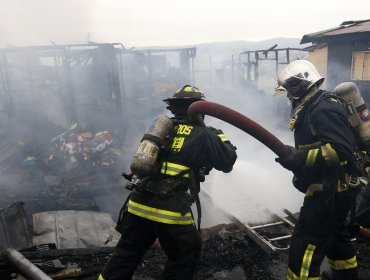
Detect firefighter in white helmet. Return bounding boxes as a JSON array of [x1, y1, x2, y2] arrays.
[[275, 60, 359, 279], [98, 85, 237, 280]]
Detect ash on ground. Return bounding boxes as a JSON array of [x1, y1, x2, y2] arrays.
[[83, 223, 283, 280], [129, 224, 370, 280], [1, 223, 370, 279]]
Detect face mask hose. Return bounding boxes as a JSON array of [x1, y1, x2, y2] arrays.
[[188, 100, 291, 157]]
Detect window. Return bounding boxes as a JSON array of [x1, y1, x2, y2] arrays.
[[352, 51, 370, 80]]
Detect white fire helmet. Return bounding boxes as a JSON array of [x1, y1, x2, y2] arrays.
[[278, 60, 324, 100]]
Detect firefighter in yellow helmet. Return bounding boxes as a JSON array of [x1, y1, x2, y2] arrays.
[[275, 60, 359, 280], [98, 85, 237, 280]]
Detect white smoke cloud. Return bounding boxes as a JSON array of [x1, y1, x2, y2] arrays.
[[196, 84, 304, 227], [202, 149, 303, 226], [0, 0, 306, 227]]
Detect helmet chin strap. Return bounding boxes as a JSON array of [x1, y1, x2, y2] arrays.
[[291, 86, 320, 117]]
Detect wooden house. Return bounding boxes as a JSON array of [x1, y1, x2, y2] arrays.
[[301, 19, 370, 102]]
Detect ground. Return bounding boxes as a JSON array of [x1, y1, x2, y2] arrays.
[[129, 224, 370, 280], [131, 224, 283, 280], [1, 223, 370, 279]]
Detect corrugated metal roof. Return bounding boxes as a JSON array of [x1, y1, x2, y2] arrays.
[[301, 19, 370, 44], [33, 210, 121, 249]]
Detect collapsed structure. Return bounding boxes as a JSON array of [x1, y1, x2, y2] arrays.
[[0, 30, 369, 278], [0, 43, 200, 279]]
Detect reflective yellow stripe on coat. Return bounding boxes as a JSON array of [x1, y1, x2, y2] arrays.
[[305, 184, 324, 197], [161, 162, 190, 178], [98, 274, 105, 280], [128, 200, 194, 225], [298, 141, 322, 149], [305, 179, 350, 197], [328, 256, 357, 270], [321, 143, 339, 166], [217, 133, 229, 142], [306, 148, 319, 167]]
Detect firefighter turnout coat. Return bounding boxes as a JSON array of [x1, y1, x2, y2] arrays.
[[128, 118, 237, 225], [99, 118, 237, 280], [287, 90, 359, 279]]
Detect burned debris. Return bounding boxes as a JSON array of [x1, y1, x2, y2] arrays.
[[0, 42, 196, 216], [0, 41, 369, 280]]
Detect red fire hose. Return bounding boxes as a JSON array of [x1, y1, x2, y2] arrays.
[[188, 100, 291, 157]]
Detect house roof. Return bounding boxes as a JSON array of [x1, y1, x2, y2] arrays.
[[302, 42, 327, 52], [301, 19, 370, 44]]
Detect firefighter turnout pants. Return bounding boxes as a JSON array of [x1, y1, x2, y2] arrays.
[[287, 190, 358, 280], [99, 213, 202, 280]]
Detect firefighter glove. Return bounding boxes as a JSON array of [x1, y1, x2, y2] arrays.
[[292, 174, 308, 193], [275, 145, 306, 172]]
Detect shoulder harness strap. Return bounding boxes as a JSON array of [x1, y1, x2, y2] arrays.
[[307, 91, 341, 136]]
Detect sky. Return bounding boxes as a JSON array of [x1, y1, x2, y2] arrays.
[[0, 0, 369, 47]]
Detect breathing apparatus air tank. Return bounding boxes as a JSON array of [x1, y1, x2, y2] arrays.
[[333, 82, 370, 151], [130, 115, 174, 178]]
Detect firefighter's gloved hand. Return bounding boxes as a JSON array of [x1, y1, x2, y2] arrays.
[[292, 174, 308, 193], [275, 145, 306, 171], [198, 166, 212, 182]]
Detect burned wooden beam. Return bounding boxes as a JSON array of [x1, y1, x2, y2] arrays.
[[3, 248, 52, 280], [262, 44, 278, 57], [20, 247, 114, 260]]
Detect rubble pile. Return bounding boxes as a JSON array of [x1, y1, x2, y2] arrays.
[[196, 225, 276, 280], [0, 123, 126, 217], [132, 224, 268, 280], [0, 246, 115, 280], [0, 124, 369, 279], [0, 221, 370, 279], [128, 224, 285, 280], [129, 224, 370, 280], [0, 224, 279, 280], [355, 238, 370, 277]]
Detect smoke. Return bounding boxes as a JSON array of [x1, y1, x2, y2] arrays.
[[0, 3, 304, 228], [0, 0, 96, 46], [196, 82, 304, 227]]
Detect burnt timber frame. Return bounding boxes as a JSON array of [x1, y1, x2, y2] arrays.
[[239, 46, 309, 84], [0, 43, 196, 136], [134, 47, 196, 85], [0, 43, 126, 133]]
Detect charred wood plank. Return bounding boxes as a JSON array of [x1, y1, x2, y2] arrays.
[[20, 247, 114, 260], [3, 248, 52, 280]]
